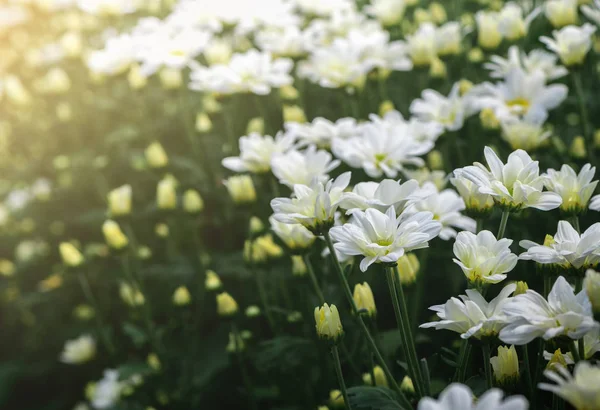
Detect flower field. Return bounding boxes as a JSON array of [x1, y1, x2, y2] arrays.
[[2, 0, 600, 409]]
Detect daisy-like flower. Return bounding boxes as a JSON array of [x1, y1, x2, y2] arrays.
[[500, 112, 552, 151], [222, 132, 295, 174], [591, 194, 600, 211], [406, 183, 476, 241], [417, 383, 529, 410], [332, 121, 433, 178], [467, 68, 568, 120], [484, 46, 568, 81], [409, 83, 466, 132], [450, 173, 495, 217], [455, 146, 562, 211], [60, 334, 96, 364], [500, 276, 598, 344], [543, 328, 600, 362], [270, 172, 351, 234], [269, 215, 316, 253], [285, 117, 357, 148], [255, 25, 307, 58], [271, 145, 340, 188], [497, 1, 541, 41], [540, 24, 597, 66], [539, 361, 600, 410], [519, 221, 600, 271], [406, 22, 437, 66], [420, 283, 517, 339], [338, 179, 421, 214], [364, 0, 406, 27], [453, 230, 518, 286], [329, 206, 441, 271], [544, 164, 598, 215]]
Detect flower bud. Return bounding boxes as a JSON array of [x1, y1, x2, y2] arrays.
[[467, 47, 484, 63], [546, 348, 569, 370], [56, 102, 73, 122], [353, 282, 377, 317], [216, 292, 238, 316], [252, 234, 283, 261], [287, 311, 302, 323], [202, 94, 222, 114], [401, 376, 415, 394], [427, 150, 444, 170], [584, 269, 600, 314], [397, 253, 420, 285], [570, 136, 586, 159], [458, 79, 473, 95], [60, 31, 83, 58], [224, 175, 257, 204], [73, 304, 95, 321], [249, 216, 265, 235], [36, 68, 71, 94], [379, 100, 395, 117], [60, 242, 84, 267], [5, 75, 31, 106], [145, 142, 168, 169], [283, 105, 307, 123], [126, 64, 147, 89], [138, 246, 152, 260], [329, 390, 345, 408], [107, 185, 132, 217], [0, 259, 15, 277], [196, 112, 213, 133], [205, 270, 222, 290], [414, 8, 432, 24], [155, 223, 169, 238], [102, 220, 129, 250], [183, 190, 204, 213], [204, 39, 232, 65], [429, 58, 447, 79], [120, 282, 145, 306], [245, 305, 261, 317], [279, 85, 299, 101], [172, 286, 191, 306], [490, 345, 519, 386], [226, 332, 245, 353], [314, 303, 343, 341], [157, 177, 177, 210], [291, 255, 307, 276], [429, 2, 447, 24], [246, 117, 265, 134], [362, 365, 388, 387], [514, 281, 529, 295], [60, 334, 96, 364], [480, 108, 500, 130], [159, 67, 182, 89], [147, 353, 161, 371], [545, 0, 577, 28], [476, 11, 502, 50]]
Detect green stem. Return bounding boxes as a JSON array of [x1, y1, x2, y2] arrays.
[[386, 266, 426, 398], [578, 338, 585, 361], [544, 275, 552, 298], [570, 340, 582, 363], [254, 268, 278, 335], [476, 219, 484, 234], [522, 344, 535, 402], [77, 272, 115, 355], [369, 353, 376, 386], [303, 254, 326, 305], [232, 323, 258, 410], [482, 343, 493, 389], [453, 340, 472, 382], [572, 70, 595, 162], [322, 231, 413, 408], [497, 210, 510, 238], [331, 345, 352, 410]]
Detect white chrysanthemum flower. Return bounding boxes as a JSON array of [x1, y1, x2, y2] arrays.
[[497, 2, 541, 41], [543, 328, 600, 362], [406, 22, 437, 66], [364, 0, 406, 27], [476, 11, 503, 50], [519, 221, 600, 270], [500, 276, 598, 344], [540, 24, 597, 66], [450, 173, 495, 216], [91, 369, 122, 409], [269, 215, 315, 252], [77, 0, 137, 16], [60, 335, 96, 364], [420, 283, 517, 339], [87, 35, 137, 76], [500, 112, 552, 151], [456, 146, 562, 211], [453, 230, 518, 285], [285, 117, 357, 148], [544, 164, 598, 214], [591, 195, 600, 211], [435, 22, 463, 57], [484, 46, 568, 81], [338, 179, 421, 214], [271, 145, 340, 188], [544, 0, 578, 28], [418, 383, 529, 410], [294, 0, 354, 16], [410, 83, 466, 132], [270, 172, 351, 234], [539, 361, 600, 410], [582, 0, 600, 26], [189, 50, 293, 95], [255, 25, 307, 58], [329, 206, 441, 271], [406, 183, 476, 241], [332, 121, 433, 178], [222, 132, 295, 174], [467, 68, 568, 120]]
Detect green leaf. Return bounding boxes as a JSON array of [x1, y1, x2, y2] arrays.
[[347, 386, 405, 410], [122, 322, 148, 348]]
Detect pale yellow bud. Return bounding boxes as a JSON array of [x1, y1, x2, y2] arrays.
[[314, 303, 343, 340], [397, 253, 420, 285], [138, 246, 152, 260], [120, 282, 145, 306], [379, 100, 396, 117], [429, 58, 447, 79], [514, 281, 529, 295], [545, 0, 578, 28], [5, 75, 31, 106], [183, 190, 204, 213], [102, 220, 129, 250], [329, 390, 345, 408], [477, 12, 503, 50], [480, 108, 500, 130], [0, 259, 16, 277], [570, 136, 586, 159], [172, 286, 191, 306], [224, 175, 256, 204], [195, 112, 213, 133], [249, 216, 265, 234], [107, 185, 132, 217], [159, 67, 182, 89], [204, 39, 232, 65], [253, 234, 283, 260], [73, 304, 95, 321], [353, 282, 377, 317], [60, 31, 83, 58], [467, 48, 485, 63], [128, 64, 148, 90], [246, 117, 265, 134], [362, 365, 388, 387], [147, 353, 161, 371], [60, 242, 84, 267], [145, 142, 168, 168], [291, 255, 307, 276], [427, 150, 444, 170], [429, 2, 447, 24], [56, 102, 73, 122], [202, 94, 222, 114], [490, 345, 519, 385], [584, 269, 600, 313], [280, 85, 299, 101], [401, 376, 415, 393], [205, 270, 222, 291], [458, 79, 474, 95], [414, 8, 432, 24], [157, 178, 177, 210], [217, 292, 238, 316], [245, 305, 261, 317], [546, 348, 569, 370], [155, 223, 169, 238], [283, 105, 307, 123], [37, 68, 71, 94]]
